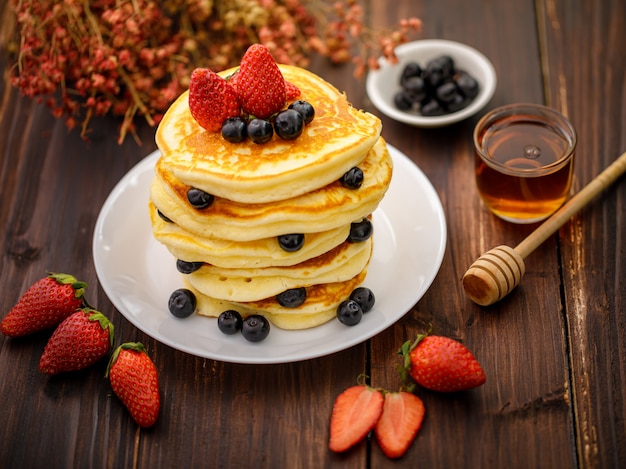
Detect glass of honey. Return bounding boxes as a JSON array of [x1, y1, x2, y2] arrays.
[[473, 103, 577, 223]]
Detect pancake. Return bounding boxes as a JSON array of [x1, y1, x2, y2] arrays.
[[151, 60, 391, 331], [149, 204, 351, 268], [155, 64, 382, 204], [185, 269, 368, 330], [150, 137, 392, 241], [184, 238, 372, 302]]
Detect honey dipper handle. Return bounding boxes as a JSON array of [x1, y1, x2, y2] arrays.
[[515, 151, 626, 259]]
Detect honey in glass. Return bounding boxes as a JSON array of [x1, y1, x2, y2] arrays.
[[473, 104, 577, 223]]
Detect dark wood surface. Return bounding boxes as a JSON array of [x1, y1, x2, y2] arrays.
[[1, 0, 625, 467]]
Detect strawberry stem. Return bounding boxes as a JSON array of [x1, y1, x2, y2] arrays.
[[84, 308, 115, 348], [396, 330, 431, 393], [47, 272, 88, 301], [356, 373, 369, 386]]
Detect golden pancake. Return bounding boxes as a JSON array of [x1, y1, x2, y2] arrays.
[[151, 62, 391, 331], [184, 238, 372, 302], [150, 137, 392, 241], [184, 269, 368, 330], [149, 203, 351, 268], [155, 64, 382, 204]]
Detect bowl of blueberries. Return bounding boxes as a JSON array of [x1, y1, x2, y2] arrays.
[[366, 39, 496, 127]]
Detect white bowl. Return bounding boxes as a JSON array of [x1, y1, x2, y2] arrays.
[[366, 39, 497, 127]]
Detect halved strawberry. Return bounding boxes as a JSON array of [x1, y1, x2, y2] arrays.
[[188, 68, 240, 132], [375, 391, 425, 459], [236, 44, 286, 118], [329, 384, 384, 452]]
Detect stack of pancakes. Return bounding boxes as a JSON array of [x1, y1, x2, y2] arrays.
[[149, 64, 393, 329]]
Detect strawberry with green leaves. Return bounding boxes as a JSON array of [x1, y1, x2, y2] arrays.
[[39, 308, 114, 375], [399, 333, 486, 393], [374, 391, 425, 459], [188, 68, 241, 132], [328, 383, 384, 452], [235, 44, 287, 119], [106, 342, 160, 428], [1, 272, 87, 337]]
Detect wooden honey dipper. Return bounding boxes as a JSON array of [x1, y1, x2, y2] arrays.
[[463, 151, 626, 306]]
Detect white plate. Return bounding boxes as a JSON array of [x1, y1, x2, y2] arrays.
[[92, 145, 447, 364]]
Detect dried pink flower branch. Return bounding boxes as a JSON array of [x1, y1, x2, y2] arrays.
[[9, 0, 421, 144]]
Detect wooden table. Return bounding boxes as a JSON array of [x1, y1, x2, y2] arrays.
[[1, 0, 625, 467]]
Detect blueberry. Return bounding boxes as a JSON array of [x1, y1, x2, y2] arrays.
[[176, 259, 204, 274], [350, 287, 375, 313], [217, 310, 243, 335], [277, 287, 306, 308], [168, 288, 197, 318], [187, 188, 214, 209], [242, 314, 270, 342], [393, 56, 480, 118], [445, 93, 468, 112], [348, 218, 373, 243], [435, 81, 458, 104], [288, 100, 315, 124], [420, 99, 446, 117], [394, 91, 413, 110], [340, 167, 364, 189], [455, 71, 480, 98], [400, 62, 422, 85], [248, 118, 273, 143], [402, 76, 427, 102], [278, 233, 305, 252], [433, 55, 455, 78], [337, 300, 363, 326], [157, 209, 173, 223], [423, 61, 445, 88], [221, 117, 248, 143], [274, 109, 304, 140]]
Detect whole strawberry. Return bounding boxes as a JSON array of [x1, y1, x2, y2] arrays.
[[39, 308, 114, 375], [1, 272, 87, 337], [188, 68, 241, 132], [400, 333, 486, 392], [236, 44, 286, 118], [106, 342, 160, 428]]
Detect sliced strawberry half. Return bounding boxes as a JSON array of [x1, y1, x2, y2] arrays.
[[375, 391, 425, 459], [329, 384, 384, 452]]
